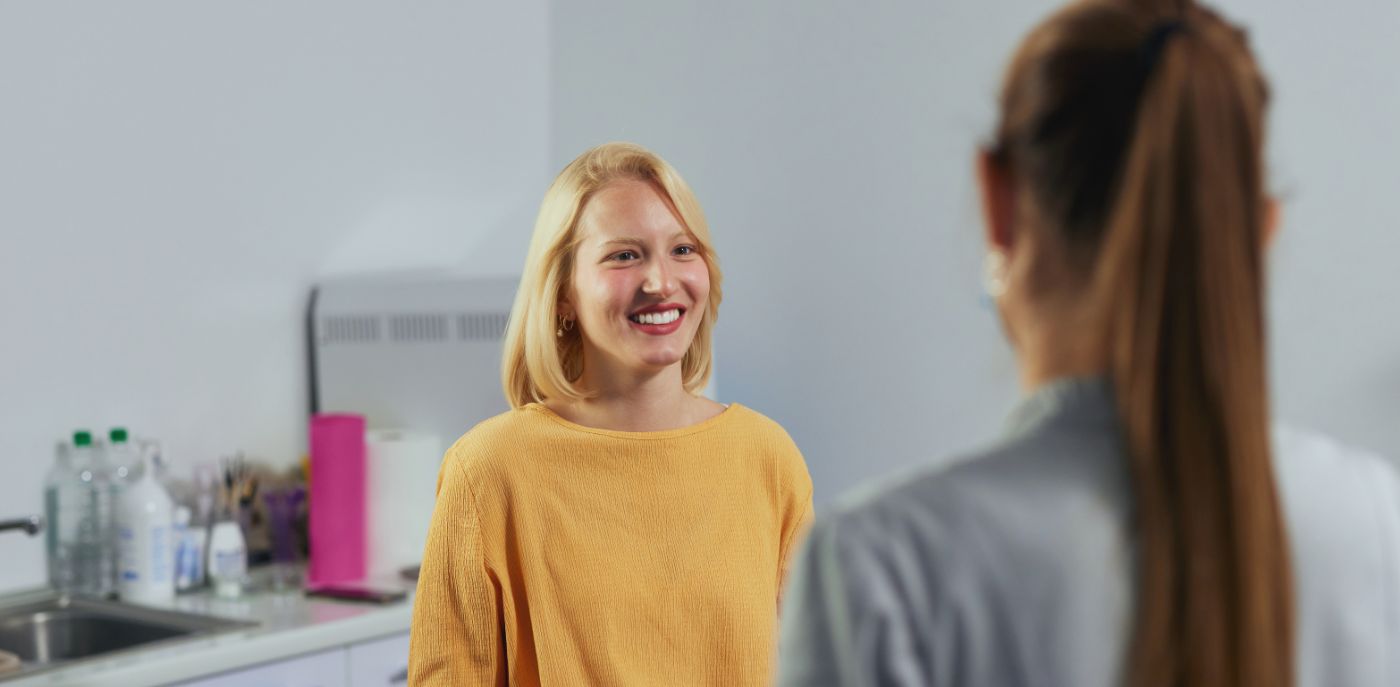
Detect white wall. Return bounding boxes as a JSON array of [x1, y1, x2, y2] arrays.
[[0, 1, 551, 592], [550, 0, 1400, 505]]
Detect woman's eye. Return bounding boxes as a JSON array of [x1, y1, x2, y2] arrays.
[[674, 245, 696, 256], [613, 250, 639, 261]]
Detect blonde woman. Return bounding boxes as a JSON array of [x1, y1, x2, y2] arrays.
[[409, 142, 814, 685]]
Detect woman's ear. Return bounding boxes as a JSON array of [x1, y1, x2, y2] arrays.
[[977, 149, 1017, 255], [556, 285, 576, 320], [1263, 196, 1282, 250]]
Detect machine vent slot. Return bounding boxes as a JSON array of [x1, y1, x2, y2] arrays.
[[321, 315, 381, 344], [390, 313, 450, 343], [457, 312, 509, 341]]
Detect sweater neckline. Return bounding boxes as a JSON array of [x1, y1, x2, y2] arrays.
[[524, 402, 742, 440]]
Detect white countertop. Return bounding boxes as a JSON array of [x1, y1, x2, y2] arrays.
[[0, 575, 415, 687]]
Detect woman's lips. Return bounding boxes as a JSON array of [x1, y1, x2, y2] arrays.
[[627, 307, 685, 335]]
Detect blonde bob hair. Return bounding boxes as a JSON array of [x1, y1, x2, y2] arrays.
[[501, 142, 723, 408]]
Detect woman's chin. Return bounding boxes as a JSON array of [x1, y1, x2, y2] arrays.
[[630, 349, 687, 372]]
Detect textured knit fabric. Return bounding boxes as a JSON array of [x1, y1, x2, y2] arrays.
[[409, 402, 814, 686], [777, 377, 1400, 687]]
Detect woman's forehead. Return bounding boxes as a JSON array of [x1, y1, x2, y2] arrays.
[[577, 180, 690, 243]]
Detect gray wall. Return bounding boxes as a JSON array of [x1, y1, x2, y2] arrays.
[[0, 0, 551, 592], [550, 0, 1400, 505], [2, 0, 1396, 595]]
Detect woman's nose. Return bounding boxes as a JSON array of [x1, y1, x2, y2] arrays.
[[641, 260, 676, 297]]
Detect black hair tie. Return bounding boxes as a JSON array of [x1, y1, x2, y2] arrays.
[[1141, 20, 1187, 77]]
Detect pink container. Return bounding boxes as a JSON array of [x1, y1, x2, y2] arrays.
[[308, 413, 367, 585]]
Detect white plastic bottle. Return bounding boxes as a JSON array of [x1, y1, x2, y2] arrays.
[[207, 515, 247, 598], [116, 444, 175, 604]]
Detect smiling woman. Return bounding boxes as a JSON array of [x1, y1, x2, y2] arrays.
[[408, 142, 814, 686], [503, 142, 723, 414]]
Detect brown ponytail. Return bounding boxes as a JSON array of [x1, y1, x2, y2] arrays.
[[992, 2, 1292, 685]]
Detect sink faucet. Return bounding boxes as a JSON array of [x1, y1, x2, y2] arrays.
[[0, 515, 43, 536]]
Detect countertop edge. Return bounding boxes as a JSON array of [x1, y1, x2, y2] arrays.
[[4, 599, 414, 687]]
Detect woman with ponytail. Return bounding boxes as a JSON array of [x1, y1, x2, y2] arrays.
[[778, 1, 1400, 685]]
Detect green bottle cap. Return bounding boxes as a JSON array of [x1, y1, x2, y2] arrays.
[[73, 430, 93, 447], [109, 427, 128, 443]]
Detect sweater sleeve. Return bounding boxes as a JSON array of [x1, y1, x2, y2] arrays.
[[408, 449, 506, 686], [777, 444, 816, 607]]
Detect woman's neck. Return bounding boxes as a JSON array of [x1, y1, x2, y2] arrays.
[[549, 362, 720, 432], [1012, 299, 1108, 392], [1018, 334, 1107, 391]]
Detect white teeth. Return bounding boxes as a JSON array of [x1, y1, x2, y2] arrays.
[[632, 309, 680, 325]]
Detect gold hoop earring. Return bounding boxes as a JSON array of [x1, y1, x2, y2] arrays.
[[556, 316, 575, 338]]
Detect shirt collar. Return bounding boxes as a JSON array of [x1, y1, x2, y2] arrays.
[[1003, 375, 1117, 440]]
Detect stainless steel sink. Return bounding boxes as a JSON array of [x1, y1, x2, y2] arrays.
[[0, 593, 255, 680]]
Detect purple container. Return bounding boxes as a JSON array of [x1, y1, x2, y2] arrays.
[[308, 413, 366, 585], [263, 486, 306, 564]]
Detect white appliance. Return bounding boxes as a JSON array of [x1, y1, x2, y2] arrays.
[[308, 271, 519, 441]]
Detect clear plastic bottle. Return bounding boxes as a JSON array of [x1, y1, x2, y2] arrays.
[[189, 464, 217, 590], [107, 427, 139, 487], [70, 430, 118, 597], [44, 442, 77, 591]]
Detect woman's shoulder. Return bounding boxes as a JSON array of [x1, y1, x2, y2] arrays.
[[723, 403, 799, 447], [719, 404, 811, 497], [1269, 426, 1400, 683], [1273, 424, 1400, 529], [820, 423, 1131, 576], [1272, 423, 1400, 553], [1273, 424, 1398, 480], [722, 403, 807, 466], [441, 405, 555, 474]]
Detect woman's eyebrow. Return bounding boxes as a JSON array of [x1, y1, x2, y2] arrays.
[[597, 231, 690, 249]]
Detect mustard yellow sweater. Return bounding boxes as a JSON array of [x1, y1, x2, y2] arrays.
[[408, 402, 814, 686]]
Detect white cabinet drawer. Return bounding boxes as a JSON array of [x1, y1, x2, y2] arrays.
[[347, 632, 411, 687], [177, 647, 348, 687]]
